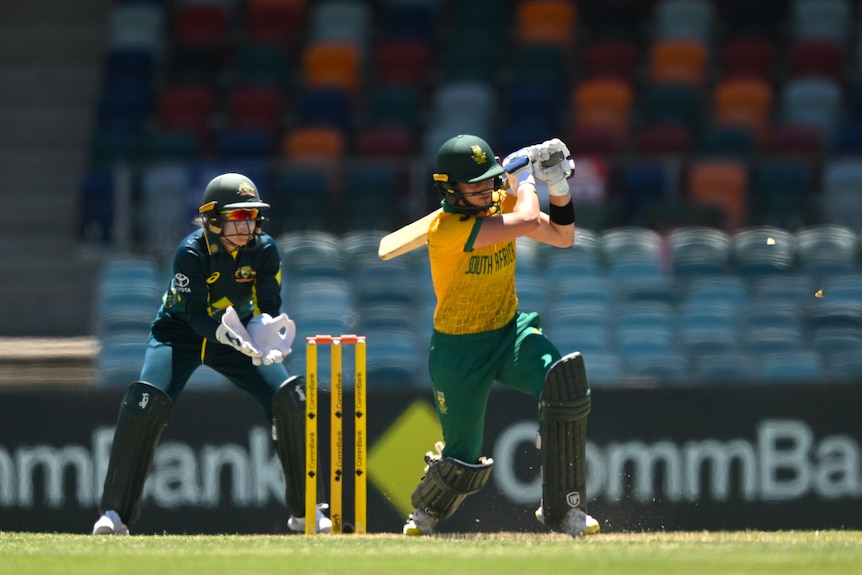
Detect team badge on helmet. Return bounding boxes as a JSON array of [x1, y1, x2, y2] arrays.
[[470, 144, 487, 165]]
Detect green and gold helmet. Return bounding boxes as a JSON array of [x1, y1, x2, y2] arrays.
[[198, 173, 268, 235], [199, 173, 270, 214], [433, 135, 505, 214], [433, 134, 505, 185]]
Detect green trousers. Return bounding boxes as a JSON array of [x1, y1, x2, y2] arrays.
[[428, 311, 561, 463]]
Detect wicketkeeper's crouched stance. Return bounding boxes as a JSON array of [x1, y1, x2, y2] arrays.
[[400, 135, 599, 537], [92, 173, 329, 535]]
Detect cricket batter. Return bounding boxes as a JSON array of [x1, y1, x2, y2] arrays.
[[402, 135, 599, 537], [92, 173, 330, 535]]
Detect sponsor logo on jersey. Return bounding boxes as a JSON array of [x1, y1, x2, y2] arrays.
[[174, 273, 191, 293]]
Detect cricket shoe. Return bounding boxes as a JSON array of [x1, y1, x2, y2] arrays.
[[288, 503, 332, 533], [92, 509, 130, 535], [402, 509, 437, 536], [535, 505, 600, 536]]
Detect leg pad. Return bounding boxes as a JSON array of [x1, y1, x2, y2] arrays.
[[411, 454, 494, 521], [540, 352, 591, 530], [99, 382, 171, 526], [272, 375, 306, 517]]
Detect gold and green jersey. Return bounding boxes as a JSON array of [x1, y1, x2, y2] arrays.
[[428, 194, 519, 335]]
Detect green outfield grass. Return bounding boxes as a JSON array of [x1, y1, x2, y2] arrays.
[[2, 531, 860, 575]]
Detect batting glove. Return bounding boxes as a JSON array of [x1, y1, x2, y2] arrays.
[[532, 138, 574, 196], [247, 312, 296, 366], [216, 306, 263, 360], [502, 148, 535, 193]]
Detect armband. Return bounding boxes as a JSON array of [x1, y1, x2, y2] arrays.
[[549, 200, 575, 226]]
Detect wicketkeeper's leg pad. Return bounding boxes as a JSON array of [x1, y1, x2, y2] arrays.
[[272, 375, 307, 517], [99, 382, 172, 526], [539, 352, 591, 530], [410, 453, 494, 522]]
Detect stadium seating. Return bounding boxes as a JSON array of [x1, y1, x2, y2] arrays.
[[79, 0, 862, 389]]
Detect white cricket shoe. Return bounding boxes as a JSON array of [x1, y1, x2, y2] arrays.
[[92, 510, 129, 535], [402, 509, 437, 536], [535, 505, 600, 536], [288, 503, 332, 533]]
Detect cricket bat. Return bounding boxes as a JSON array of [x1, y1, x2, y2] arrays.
[[377, 151, 566, 261]]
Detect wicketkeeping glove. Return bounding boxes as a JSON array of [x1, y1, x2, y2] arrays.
[[215, 306, 262, 360], [247, 312, 296, 366]]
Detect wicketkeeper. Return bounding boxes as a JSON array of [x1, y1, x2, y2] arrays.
[[402, 135, 599, 537], [92, 173, 330, 535]]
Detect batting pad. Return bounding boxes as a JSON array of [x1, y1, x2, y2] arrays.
[[540, 352, 591, 530]]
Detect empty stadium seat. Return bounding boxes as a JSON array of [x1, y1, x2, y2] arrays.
[[653, 0, 715, 41], [582, 39, 637, 81], [819, 159, 862, 228], [649, 40, 708, 87], [354, 126, 413, 159], [282, 127, 345, 162], [245, 0, 302, 47], [233, 45, 289, 86], [296, 87, 352, 130], [695, 351, 759, 383], [731, 227, 796, 277], [516, 0, 578, 49], [642, 84, 701, 129], [372, 38, 432, 90], [307, 0, 373, 50], [573, 78, 634, 134], [667, 227, 731, 277], [720, 37, 775, 81], [273, 167, 331, 232], [700, 125, 757, 158], [749, 159, 814, 228], [225, 86, 284, 136], [795, 224, 858, 278], [686, 160, 748, 230], [780, 77, 843, 139], [301, 42, 361, 94], [790, 39, 845, 80], [635, 124, 693, 155], [791, 0, 852, 42], [766, 124, 823, 154], [761, 351, 823, 383], [157, 85, 215, 140], [713, 77, 773, 140]]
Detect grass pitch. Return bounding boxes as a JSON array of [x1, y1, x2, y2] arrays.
[[2, 531, 860, 575]]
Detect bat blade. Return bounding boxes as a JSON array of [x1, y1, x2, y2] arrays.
[[377, 208, 441, 260]]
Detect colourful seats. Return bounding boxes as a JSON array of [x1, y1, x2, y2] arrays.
[[649, 40, 708, 87], [713, 77, 773, 140], [301, 42, 361, 95], [687, 160, 748, 230], [721, 38, 776, 81], [282, 126, 345, 162], [516, 0, 578, 49], [573, 78, 633, 134], [582, 39, 637, 81]]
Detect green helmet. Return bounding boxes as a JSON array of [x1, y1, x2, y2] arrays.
[[199, 173, 270, 214], [433, 134, 505, 185]]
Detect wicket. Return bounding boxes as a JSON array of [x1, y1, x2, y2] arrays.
[[305, 334, 367, 534]]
